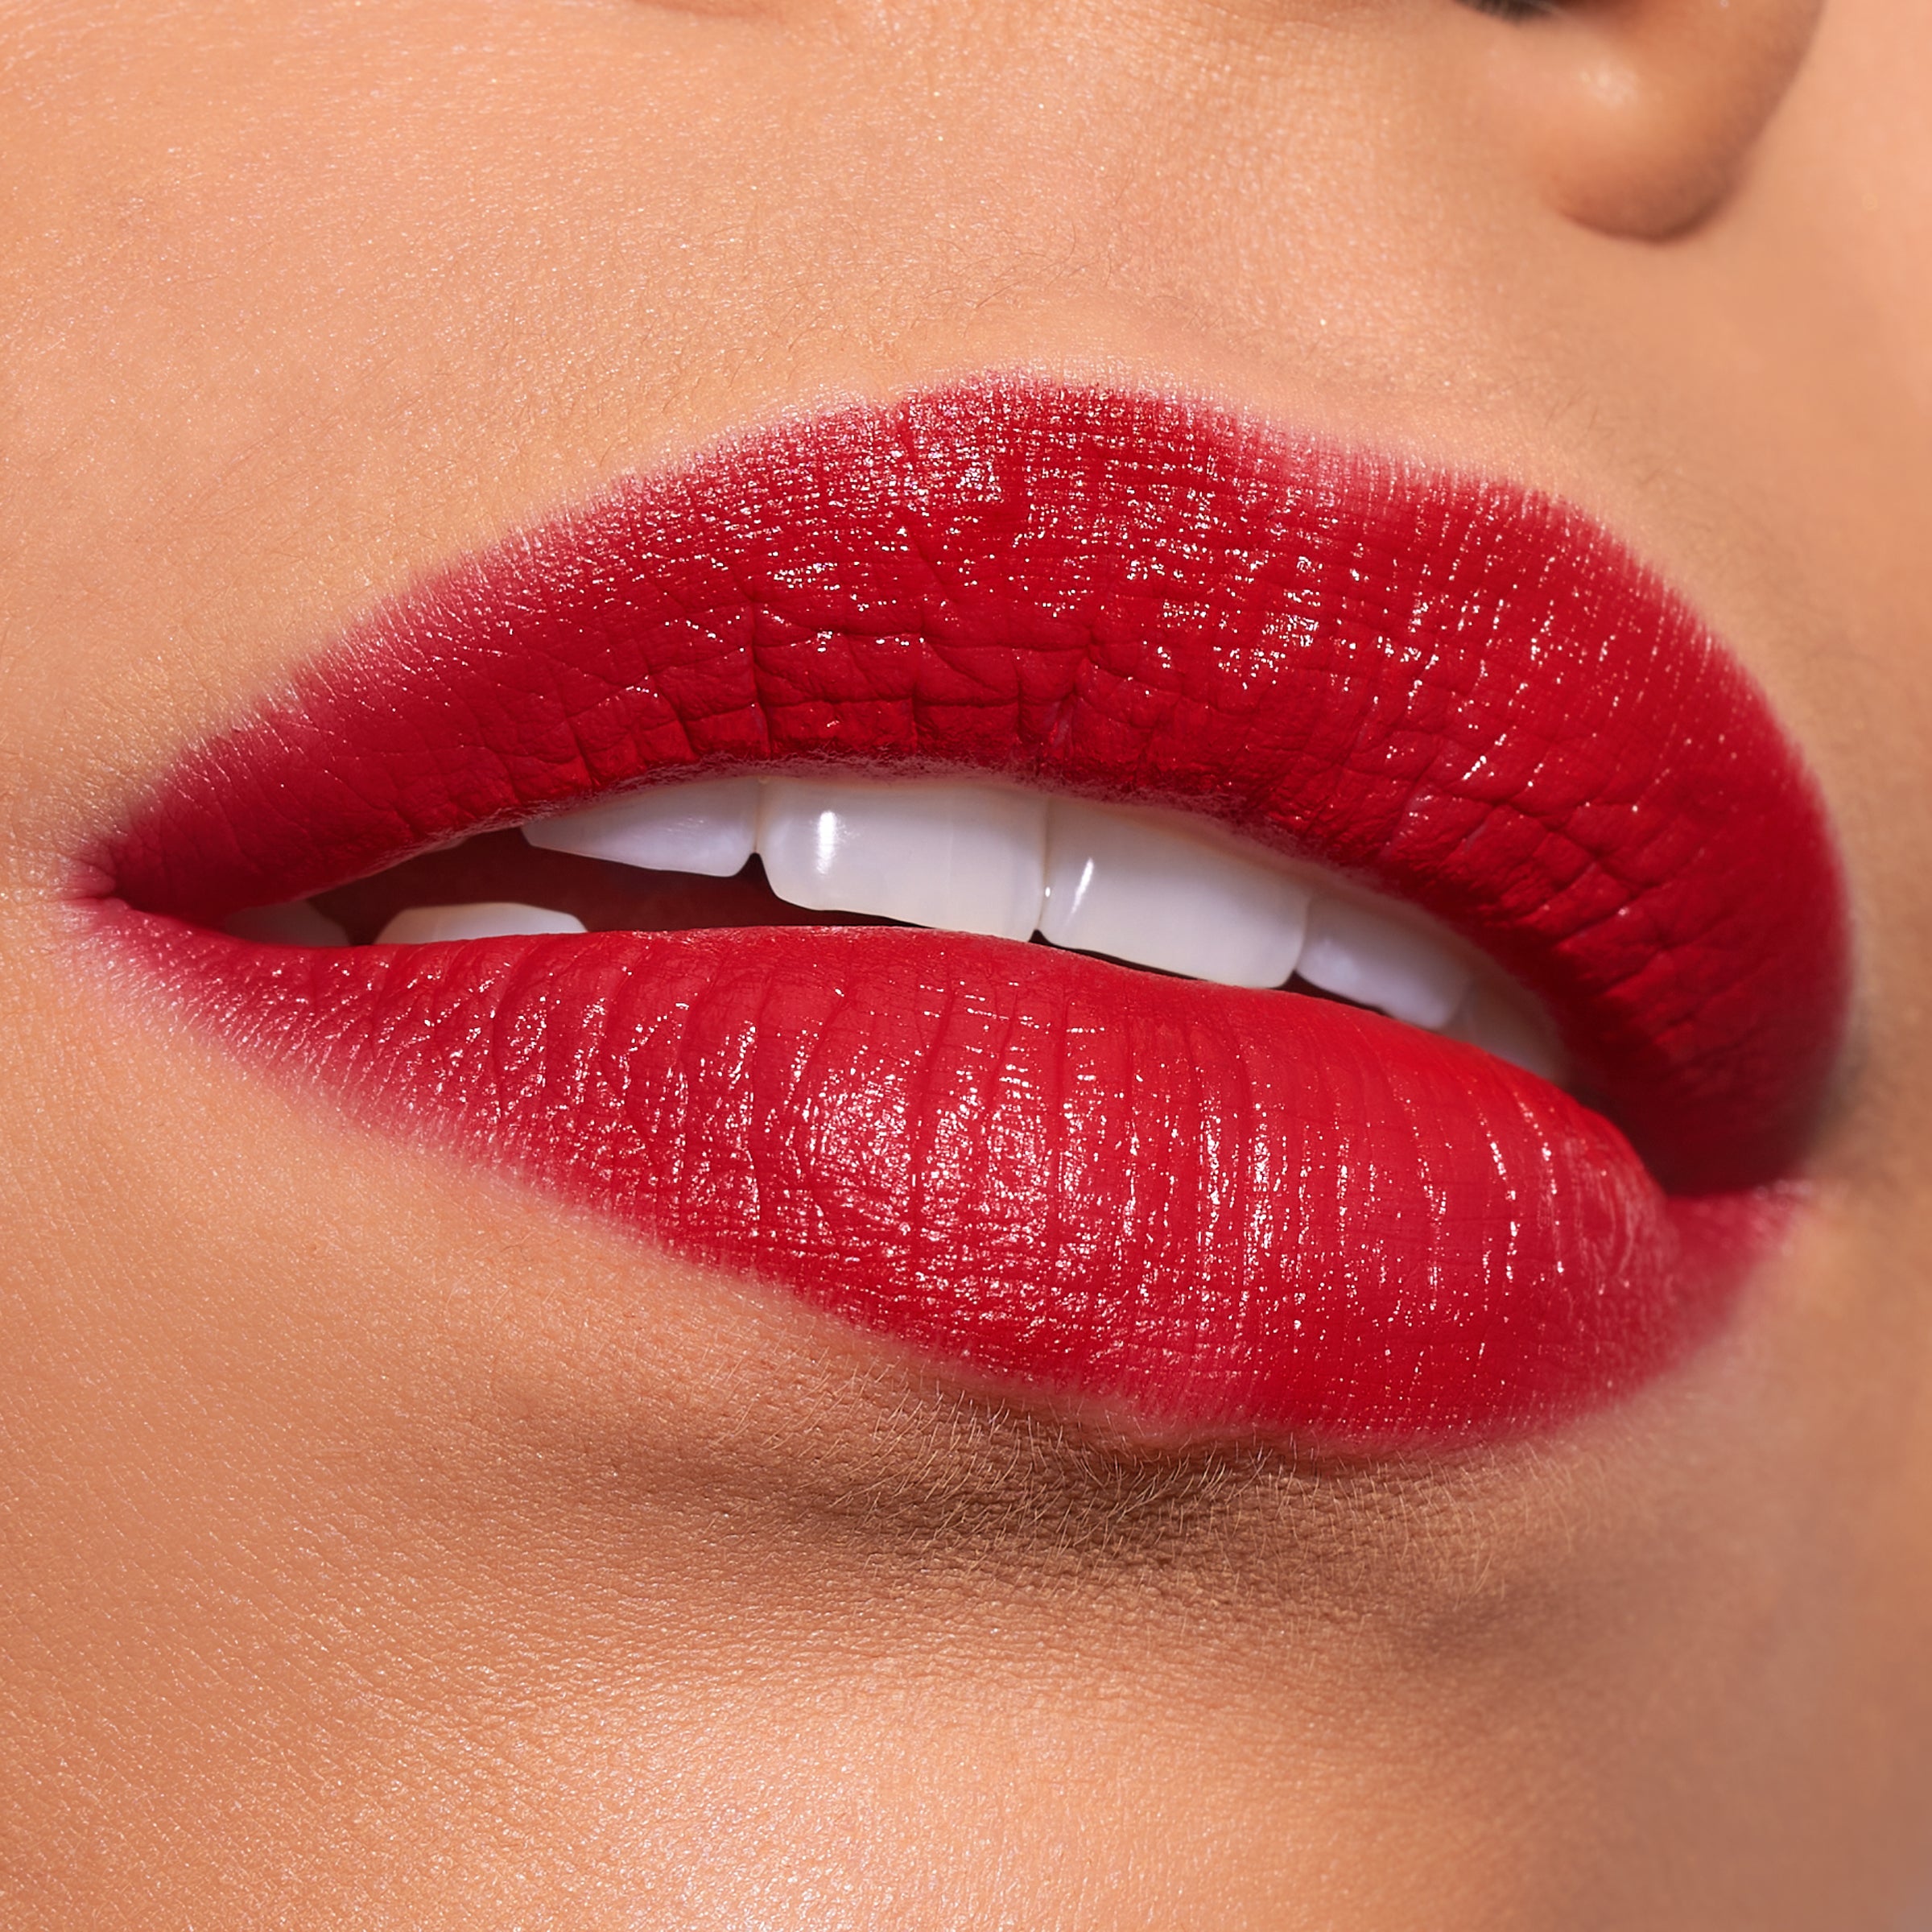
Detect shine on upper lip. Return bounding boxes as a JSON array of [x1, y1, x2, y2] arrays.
[[87, 380, 1851, 1447]]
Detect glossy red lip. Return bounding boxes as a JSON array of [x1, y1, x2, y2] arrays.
[[93, 381, 1848, 1446]]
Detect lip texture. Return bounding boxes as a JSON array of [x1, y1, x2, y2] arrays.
[[93, 382, 1848, 1446]]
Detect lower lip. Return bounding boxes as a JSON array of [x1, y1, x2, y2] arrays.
[[109, 908, 1786, 1449]]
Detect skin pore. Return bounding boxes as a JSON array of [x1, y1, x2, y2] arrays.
[[2, 0, 1931, 1924]]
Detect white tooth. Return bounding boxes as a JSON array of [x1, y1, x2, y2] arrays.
[[376, 902, 587, 943], [1295, 897, 1471, 1030], [222, 900, 349, 947], [1039, 799, 1311, 988], [757, 778, 1046, 939], [523, 777, 759, 877], [1449, 980, 1567, 1083]]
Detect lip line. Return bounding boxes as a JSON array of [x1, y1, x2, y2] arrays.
[[96, 375, 1848, 1197]]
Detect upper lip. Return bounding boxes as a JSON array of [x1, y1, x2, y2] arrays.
[[100, 379, 1849, 1195]]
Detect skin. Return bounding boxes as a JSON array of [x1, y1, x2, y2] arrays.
[[2, 0, 1930, 1922]]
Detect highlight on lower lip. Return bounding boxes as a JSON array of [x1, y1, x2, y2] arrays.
[[93, 378, 1849, 1449]]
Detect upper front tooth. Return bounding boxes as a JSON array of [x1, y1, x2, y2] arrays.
[[1039, 799, 1311, 988], [1295, 896, 1471, 1030], [523, 776, 759, 877], [758, 778, 1048, 940], [377, 902, 588, 943]]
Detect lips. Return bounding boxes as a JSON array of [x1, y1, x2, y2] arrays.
[[89, 381, 1848, 1447]]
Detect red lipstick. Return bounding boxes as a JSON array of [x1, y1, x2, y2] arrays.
[[91, 382, 1849, 1447]]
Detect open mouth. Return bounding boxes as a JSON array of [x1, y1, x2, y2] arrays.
[[86, 380, 1850, 1448], [257, 776, 1563, 1079]]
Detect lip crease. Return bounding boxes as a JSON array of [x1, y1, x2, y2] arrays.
[[85, 380, 1849, 1448]]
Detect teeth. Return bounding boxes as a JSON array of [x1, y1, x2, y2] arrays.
[[1448, 979, 1567, 1083], [224, 900, 349, 947], [1040, 799, 1310, 988], [758, 778, 1048, 940], [524, 777, 758, 877], [1294, 896, 1472, 1031], [481, 773, 1553, 1068], [377, 902, 587, 943]]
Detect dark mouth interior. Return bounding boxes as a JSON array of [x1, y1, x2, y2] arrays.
[[311, 829, 894, 944]]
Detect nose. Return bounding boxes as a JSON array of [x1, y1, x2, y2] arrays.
[[1472, 0, 1825, 233]]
